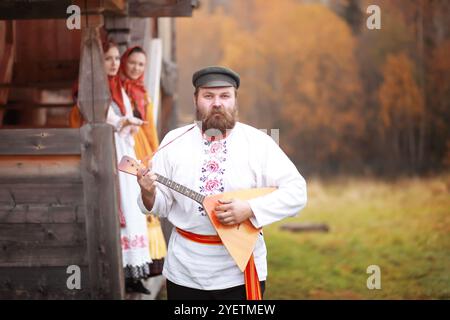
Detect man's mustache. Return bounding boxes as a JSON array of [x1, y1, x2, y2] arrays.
[[208, 109, 227, 117]]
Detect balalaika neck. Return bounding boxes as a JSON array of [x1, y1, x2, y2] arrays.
[[155, 173, 205, 204]]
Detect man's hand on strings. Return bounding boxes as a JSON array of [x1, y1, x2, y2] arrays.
[[214, 199, 254, 226], [137, 160, 157, 210]]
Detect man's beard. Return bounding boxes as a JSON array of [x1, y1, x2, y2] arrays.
[[196, 105, 237, 137]]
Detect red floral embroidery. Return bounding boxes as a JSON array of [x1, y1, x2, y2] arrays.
[[198, 140, 228, 215], [205, 179, 220, 192], [122, 236, 130, 250], [131, 236, 138, 248], [206, 160, 219, 172], [210, 142, 222, 154], [121, 235, 147, 250]]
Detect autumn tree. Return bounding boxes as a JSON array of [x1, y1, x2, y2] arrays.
[[176, 0, 450, 176], [428, 40, 450, 169], [379, 52, 425, 173], [222, 1, 364, 174], [357, 0, 450, 173]]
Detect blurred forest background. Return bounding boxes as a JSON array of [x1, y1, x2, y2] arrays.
[[168, 0, 450, 299], [175, 0, 450, 178]]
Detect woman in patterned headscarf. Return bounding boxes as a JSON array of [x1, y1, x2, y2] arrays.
[[119, 46, 167, 280]]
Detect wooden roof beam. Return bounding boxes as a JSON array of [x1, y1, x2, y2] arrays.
[[0, 0, 126, 20], [0, 0, 71, 20], [128, 0, 196, 17]]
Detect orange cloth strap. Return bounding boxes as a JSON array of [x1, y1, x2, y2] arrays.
[[176, 228, 223, 245], [244, 254, 262, 300], [175, 227, 262, 300]]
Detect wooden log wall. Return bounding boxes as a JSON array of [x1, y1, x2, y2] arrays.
[[0, 131, 89, 299], [0, 0, 193, 300], [0, 9, 124, 299], [0, 129, 123, 299]]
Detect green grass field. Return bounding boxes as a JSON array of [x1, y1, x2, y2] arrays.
[[264, 175, 450, 299]]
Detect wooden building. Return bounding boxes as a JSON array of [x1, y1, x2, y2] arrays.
[[0, 0, 197, 299]]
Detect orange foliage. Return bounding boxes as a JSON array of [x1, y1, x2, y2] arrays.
[[379, 52, 424, 130], [221, 1, 364, 171], [176, 0, 449, 175]]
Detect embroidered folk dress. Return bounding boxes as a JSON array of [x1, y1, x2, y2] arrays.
[[107, 88, 153, 280], [138, 122, 307, 290]]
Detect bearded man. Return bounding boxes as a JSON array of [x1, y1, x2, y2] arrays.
[[136, 66, 307, 300]]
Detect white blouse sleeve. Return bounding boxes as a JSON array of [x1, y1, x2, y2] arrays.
[[247, 135, 307, 228], [106, 105, 123, 131]]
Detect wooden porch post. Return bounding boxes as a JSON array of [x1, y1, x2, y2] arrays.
[[77, 12, 125, 299]]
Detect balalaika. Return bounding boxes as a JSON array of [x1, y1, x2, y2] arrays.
[[118, 155, 276, 271]]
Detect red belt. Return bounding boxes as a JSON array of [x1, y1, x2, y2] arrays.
[[176, 227, 262, 300]]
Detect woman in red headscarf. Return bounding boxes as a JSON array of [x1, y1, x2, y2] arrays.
[[119, 46, 159, 161], [70, 41, 154, 295], [119, 46, 167, 279], [104, 43, 157, 295]]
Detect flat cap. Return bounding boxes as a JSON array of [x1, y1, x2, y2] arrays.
[[192, 66, 240, 89]]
